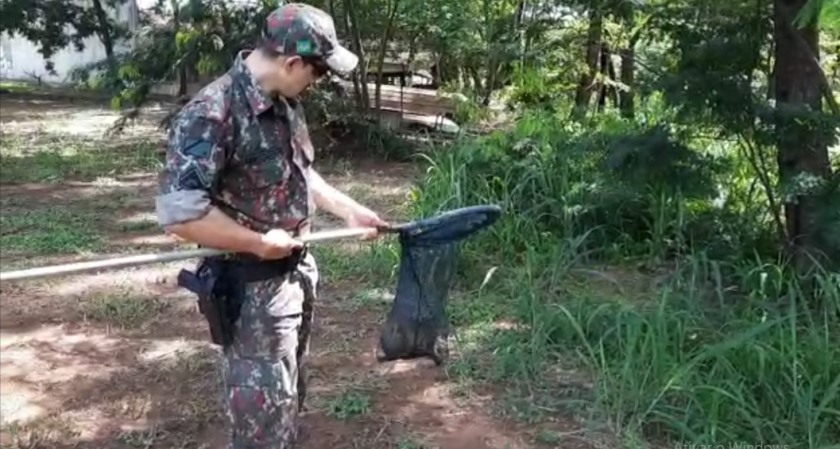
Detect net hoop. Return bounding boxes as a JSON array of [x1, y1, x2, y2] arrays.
[[394, 204, 503, 246]]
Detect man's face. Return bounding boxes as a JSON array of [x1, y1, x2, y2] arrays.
[[274, 55, 328, 98]]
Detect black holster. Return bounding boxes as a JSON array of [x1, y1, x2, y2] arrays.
[[177, 248, 306, 347]]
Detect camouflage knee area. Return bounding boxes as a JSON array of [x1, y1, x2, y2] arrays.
[[224, 287, 304, 449], [224, 350, 301, 448]]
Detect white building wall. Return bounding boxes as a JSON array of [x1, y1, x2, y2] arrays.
[[0, 0, 139, 84]]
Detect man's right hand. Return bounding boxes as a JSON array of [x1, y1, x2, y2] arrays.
[[162, 208, 304, 260], [256, 229, 304, 259]]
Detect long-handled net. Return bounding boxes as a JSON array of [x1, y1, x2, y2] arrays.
[[378, 204, 502, 365], [0, 204, 502, 368]]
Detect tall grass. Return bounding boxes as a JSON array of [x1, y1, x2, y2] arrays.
[[408, 108, 840, 448]]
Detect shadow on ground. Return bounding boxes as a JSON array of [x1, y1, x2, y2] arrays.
[[0, 270, 587, 449], [0, 264, 225, 449], [1, 340, 226, 449], [0, 92, 595, 449]]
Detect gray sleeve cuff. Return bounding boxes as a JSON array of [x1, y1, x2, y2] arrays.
[[155, 190, 212, 227]]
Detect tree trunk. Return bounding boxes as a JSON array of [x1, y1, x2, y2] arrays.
[[619, 45, 635, 118], [516, 0, 527, 65], [607, 50, 619, 109], [91, 0, 117, 79], [572, 4, 602, 119], [772, 0, 833, 272], [407, 37, 417, 78], [468, 66, 483, 96], [597, 42, 611, 111], [374, 0, 400, 114], [169, 0, 187, 97], [618, 3, 639, 119], [482, 54, 498, 107], [337, 0, 363, 108], [344, 0, 369, 111]]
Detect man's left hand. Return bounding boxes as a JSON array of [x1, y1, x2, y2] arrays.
[[346, 205, 389, 240]]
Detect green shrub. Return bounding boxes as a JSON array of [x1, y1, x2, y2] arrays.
[[409, 105, 840, 448]]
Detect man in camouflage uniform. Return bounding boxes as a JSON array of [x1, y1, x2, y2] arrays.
[[155, 3, 387, 448]]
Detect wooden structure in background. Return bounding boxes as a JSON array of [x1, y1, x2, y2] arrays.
[[346, 57, 463, 134], [151, 57, 464, 134], [338, 80, 459, 118]]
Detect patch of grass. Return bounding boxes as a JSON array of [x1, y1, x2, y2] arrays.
[[0, 134, 161, 183], [346, 184, 377, 205], [116, 218, 159, 233], [447, 289, 512, 328], [0, 207, 106, 255], [116, 425, 168, 448], [0, 416, 80, 449], [497, 386, 587, 425], [535, 428, 563, 445], [91, 347, 223, 448], [88, 189, 153, 211], [320, 327, 369, 356], [446, 315, 594, 423], [0, 80, 37, 94], [0, 80, 104, 97], [0, 196, 27, 208], [339, 287, 394, 312], [441, 239, 840, 448], [395, 435, 437, 449], [315, 241, 399, 287], [152, 347, 222, 427], [446, 322, 511, 379], [81, 290, 170, 328], [326, 389, 373, 420], [318, 154, 356, 175], [408, 111, 840, 448]]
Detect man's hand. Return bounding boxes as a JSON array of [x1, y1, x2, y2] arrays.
[[346, 204, 389, 240], [257, 229, 304, 259]]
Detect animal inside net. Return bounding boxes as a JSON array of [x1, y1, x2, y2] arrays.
[[378, 205, 501, 365]]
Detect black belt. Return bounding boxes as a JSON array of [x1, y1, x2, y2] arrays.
[[212, 246, 307, 283], [177, 247, 307, 347]]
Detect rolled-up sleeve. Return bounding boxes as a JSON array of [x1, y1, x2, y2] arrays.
[[155, 110, 229, 227]]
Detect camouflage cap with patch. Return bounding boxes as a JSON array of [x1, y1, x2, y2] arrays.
[[263, 3, 359, 74]]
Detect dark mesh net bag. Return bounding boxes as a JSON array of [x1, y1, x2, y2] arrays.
[[378, 204, 502, 365]]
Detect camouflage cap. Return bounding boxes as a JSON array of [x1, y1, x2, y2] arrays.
[[263, 3, 359, 74]]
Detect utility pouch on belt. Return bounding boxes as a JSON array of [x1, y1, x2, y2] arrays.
[[177, 248, 307, 347]]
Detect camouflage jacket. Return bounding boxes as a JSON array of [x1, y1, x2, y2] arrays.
[[155, 51, 316, 237]]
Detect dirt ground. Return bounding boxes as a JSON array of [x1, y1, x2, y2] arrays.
[[0, 92, 593, 449]]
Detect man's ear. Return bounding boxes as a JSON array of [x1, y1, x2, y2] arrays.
[[283, 55, 305, 71]]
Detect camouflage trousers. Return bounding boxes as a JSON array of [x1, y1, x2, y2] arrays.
[[220, 250, 318, 449]]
